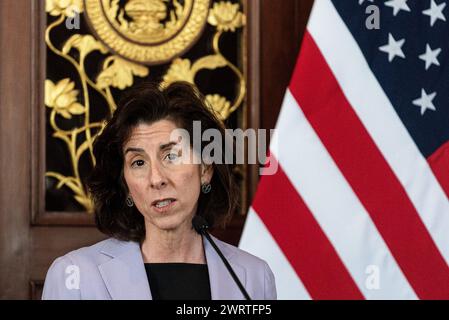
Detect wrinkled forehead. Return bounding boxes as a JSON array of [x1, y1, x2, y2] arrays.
[[122, 120, 186, 152]]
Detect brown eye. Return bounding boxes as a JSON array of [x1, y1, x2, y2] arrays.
[[131, 159, 145, 167]]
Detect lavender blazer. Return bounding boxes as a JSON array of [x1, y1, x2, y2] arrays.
[[42, 234, 277, 300]]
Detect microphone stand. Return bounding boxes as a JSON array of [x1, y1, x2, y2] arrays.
[[192, 216, 251, 300]]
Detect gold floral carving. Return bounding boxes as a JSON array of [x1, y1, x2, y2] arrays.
[[163, 1, 246, 120], [208, 1, 245, 31]]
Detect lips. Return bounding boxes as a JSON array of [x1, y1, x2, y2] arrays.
[[151, 198, 176, 213], [151, 198, 176, 206]]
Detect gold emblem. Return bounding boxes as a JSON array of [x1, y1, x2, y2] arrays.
[[84, 0, 211, 65]]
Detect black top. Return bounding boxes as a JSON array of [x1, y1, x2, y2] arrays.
[[144, 263, 211, 300]]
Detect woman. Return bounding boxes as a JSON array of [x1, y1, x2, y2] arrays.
[[42, 81, 277, 300]]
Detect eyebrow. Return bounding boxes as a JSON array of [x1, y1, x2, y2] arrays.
[[124, 142, 178, 155], [159, 141, 178, 151], [124, 147, 145, 157]]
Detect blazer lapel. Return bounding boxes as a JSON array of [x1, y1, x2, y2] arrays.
[[98, 240, 152, 300], [204, 235, 247, 300]]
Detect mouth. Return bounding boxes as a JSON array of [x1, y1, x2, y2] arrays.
[[151, 198, 176, 212]]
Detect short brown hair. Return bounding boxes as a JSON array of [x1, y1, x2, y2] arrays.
[[87, 81, 239, 243]]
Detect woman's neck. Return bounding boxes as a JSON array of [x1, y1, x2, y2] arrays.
[[140, 222, 206, 264]]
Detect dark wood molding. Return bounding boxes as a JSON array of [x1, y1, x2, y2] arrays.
[[245, 0, 261, 209], [30, 0, 45, 226], [32, 211, 95, 226]]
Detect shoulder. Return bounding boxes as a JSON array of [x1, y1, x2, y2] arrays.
[[212, 235, 277, 299], [41, 238, 125, 300], [51, 238, 120, 271], [64, 237, 124, 264]]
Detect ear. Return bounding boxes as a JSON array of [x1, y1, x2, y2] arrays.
[[200, 163, 214, 184]]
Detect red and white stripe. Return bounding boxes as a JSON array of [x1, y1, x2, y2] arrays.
[[239, 0, 449, 299]]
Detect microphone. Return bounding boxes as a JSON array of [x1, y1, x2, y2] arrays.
[[192, 215, 251, 300]]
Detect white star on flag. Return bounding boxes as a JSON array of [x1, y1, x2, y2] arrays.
[[423, 0, 447, 26], [379, 33, 406, 62], [419, 44, 441, 70], [385, 0, 411, 16], [358, 0, 374, 4], [412, 89, 437, 115]]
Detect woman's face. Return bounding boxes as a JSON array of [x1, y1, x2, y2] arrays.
[[123, 120, 212, 232]]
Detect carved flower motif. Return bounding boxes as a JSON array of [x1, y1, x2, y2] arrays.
[[208, 1, 245, 32], [45, 78, 85, 119], [206, 94, 231, 120], [46, 0, 84, 17]]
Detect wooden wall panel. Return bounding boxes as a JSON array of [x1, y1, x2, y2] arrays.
[[0, 0, 32, 300]]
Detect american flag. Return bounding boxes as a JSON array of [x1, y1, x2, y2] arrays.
[[239, 0, 449, 299]]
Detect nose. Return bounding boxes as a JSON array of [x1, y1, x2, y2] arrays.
[[148, 161, 167, 190]]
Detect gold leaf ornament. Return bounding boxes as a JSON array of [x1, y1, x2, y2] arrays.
[[163, 58, 195, 85], [62, 34, 109, 59], [191, 54, 227, 73], [45, 78, 85, 119], [97, 56, 149, 90], [163, 55, 227, 86], [207, 1, 246, 32], [46, 0, 84, 17]]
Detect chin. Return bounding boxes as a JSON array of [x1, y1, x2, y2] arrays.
[[150, 214, 189, 232]]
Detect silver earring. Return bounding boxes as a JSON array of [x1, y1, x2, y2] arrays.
[[201, 183, 211, 194], [126, 195, 134, 207]]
